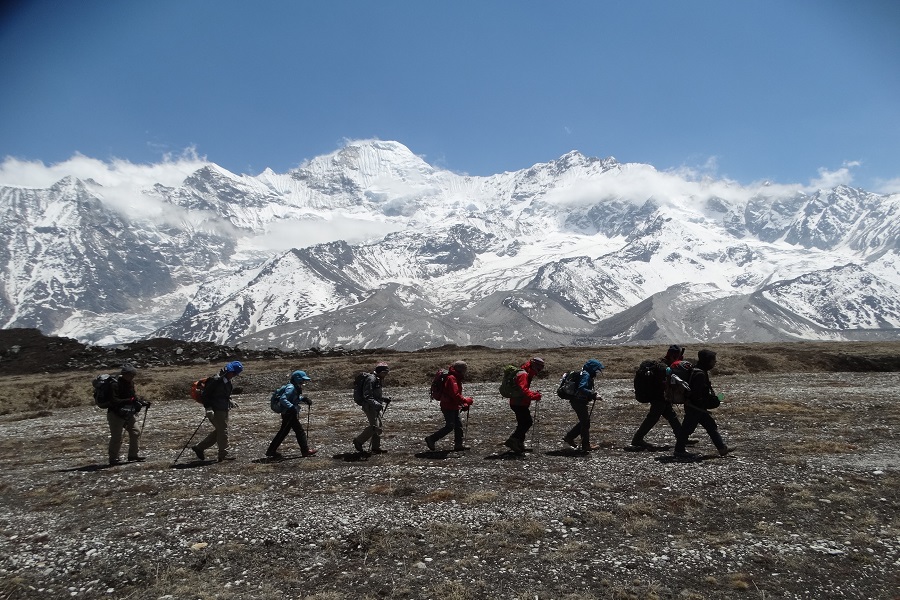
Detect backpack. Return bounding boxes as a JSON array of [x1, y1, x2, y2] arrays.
[[556, 370, 582, 400], [269, 384, 290, 413], [352, 372, 369, 405], [634, 360, 667, 403], [498, 365, 524, 399], [92, 374, 115, 409], [664, 361, 694, 404], [429, 369, 449, 402], [190, 378, 209, 404]]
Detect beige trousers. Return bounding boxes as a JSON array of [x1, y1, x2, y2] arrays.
[[195, 410, 230, 459], [107, 410, 141, 460]]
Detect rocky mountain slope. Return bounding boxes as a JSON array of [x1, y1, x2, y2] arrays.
[[1, 140, 898, 350]]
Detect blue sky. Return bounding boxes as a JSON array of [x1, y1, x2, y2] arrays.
[[1, 0, 898, 192]]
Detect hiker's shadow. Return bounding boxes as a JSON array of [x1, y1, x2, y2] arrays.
[[250, 456, 303, 464], [332, 452, 371, 463], [414, 450, 453, 460], [484, 451, 527, 460], [544, 449, 590, 458], [654, 454, 717, 464], [58, 463, 115, 472], [171, 459, 216, 469]]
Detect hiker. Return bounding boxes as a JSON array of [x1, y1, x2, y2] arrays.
[[192, 361, 243, 462], [562, 359, 604, 452], [266, 370, 317, 459], [425, 360, 474, 452], [630, 344, 686, 449], [352, 362, 391, 454], [502, 357, 544, 454], [673, 349, 732, 459], [106, 363, 149, 465]]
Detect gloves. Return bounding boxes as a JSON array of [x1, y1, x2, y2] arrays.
[[299, 396, 312, 406], [534, 392, 542, 402], [228, 400, 239, 409], [205, 410, 215, 421]]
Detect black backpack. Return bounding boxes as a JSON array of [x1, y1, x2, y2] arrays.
[[634, 360, 667, 403], [665, 361, 695, 404], [352, 372, 370, 405], [556, 370, 582, 400], [92, 374, 115, 409]]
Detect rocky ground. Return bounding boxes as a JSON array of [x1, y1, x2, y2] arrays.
[[0, 357, 898, 599]]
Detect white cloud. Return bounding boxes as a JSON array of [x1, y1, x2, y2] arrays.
[[872, 177, 900, 195], [0, 149, 213, 223], [809, 161, 860, 190], [0, 148, 208, 189]]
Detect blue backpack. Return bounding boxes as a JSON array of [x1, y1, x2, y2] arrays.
[[269, 384, 290, 413]]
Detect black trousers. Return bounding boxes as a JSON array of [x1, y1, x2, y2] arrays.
[[632, 399, 682, 443], [510, 405, 532, 441], [268, 410, 309, 454], [428, 409, 463, 447], [566, 399, 592, 449], [675, 406, 724, 453]]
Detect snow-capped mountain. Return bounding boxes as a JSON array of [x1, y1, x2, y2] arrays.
[[2, 140, 898, 350]]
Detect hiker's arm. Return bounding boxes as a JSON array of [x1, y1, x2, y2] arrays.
[[515, 370, 541, 401]]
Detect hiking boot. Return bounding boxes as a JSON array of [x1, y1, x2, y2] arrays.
[[453, 445, 471, 451], [192, 446, 205, 461], [127, 456, 146, 462], [685, 438, 700, 446], [301, 448, 318, 457], [631, 439, 655, 450], [674, 450, 700, 460], [503, 438, 520, 453], [217, 453, 236, 463], [718, 445, 734, 457], [353, 440, 365, 453], [266, 451, 283, 459], [370, 448, 386, 454], [581, 443, 600, 452], [425, 437, 436, 452], [108, 457, 123, 466], [562, 436, 578, 449]]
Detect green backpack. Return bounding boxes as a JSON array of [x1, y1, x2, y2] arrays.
[[498, 365, 524, 399]]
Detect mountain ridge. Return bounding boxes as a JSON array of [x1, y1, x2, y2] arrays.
[[1, 140, 898, 349]]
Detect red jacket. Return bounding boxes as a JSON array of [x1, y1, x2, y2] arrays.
[[510, 361, 542, 407], [439, 368, 473, 411]]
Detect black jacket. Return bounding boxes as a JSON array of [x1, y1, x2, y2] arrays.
[[202, 372, 233, 411]]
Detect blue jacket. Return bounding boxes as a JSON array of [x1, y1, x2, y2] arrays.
[[275, 383, 306, 413]]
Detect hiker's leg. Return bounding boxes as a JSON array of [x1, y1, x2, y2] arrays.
[[675, 408, 700, 453], [661, 401, 683, 439], [432, 409, 456, 442], [268, 413, 293, 454], [107, 411, 124, 462], [512, 406, 532, 442], [697, 412, 725, 451], [571, 401, 591, 448], [124, 414, 141, 458], [211, 410, 230, 459], [290, 413, 309, 451], [451, 411, 464, 447], [632, 401, 664, 444]]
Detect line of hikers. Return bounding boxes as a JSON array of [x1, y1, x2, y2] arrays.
[[98, 345, 731, 466]]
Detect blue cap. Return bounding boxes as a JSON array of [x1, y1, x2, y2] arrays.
[[224, 361, 244, 374], [583, 359, 604, 373], [290, 370, 312, 384]]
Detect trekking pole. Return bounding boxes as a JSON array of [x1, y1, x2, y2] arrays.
[[140, 403, 150, 435], [173, 415, 207, 465], [463, 407, 470, 447], [306, 406, 312, 444], [531, 402, 540, 453]]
